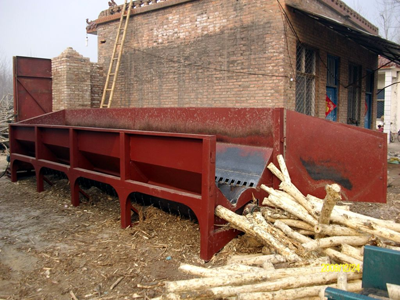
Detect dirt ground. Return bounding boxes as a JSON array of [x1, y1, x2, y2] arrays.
[[0, 149, 400, 300]]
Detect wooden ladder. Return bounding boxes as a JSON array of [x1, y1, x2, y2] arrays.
[[100, 0, 134, 108]]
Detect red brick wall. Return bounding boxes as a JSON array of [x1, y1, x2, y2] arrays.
[[283, 0, 378, 124], [95, 0, 378, 126], [52, 48, 104, 110], [97, 0, 288, 108]]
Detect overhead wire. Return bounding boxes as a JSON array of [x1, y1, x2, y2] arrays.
[[132, 48, 290, 79]]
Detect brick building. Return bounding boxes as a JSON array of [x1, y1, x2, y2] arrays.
[[87, 0, 400, 129], [52, 47, 104, 111]]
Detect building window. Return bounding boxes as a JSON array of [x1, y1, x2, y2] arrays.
[[364, 70, 374, 129], [296, 44, 316, 116], [377, 89, 385, 119], [347, 63, 361, 125], [326, 55, 339, 121]]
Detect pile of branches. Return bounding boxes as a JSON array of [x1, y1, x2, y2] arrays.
[[153, 155, 400, 300], [0, 94, 13, 150]]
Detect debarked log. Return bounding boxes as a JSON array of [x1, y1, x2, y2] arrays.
[[316, 184, 341, 238], [215, 205, 301, 262], [274, 220, 312, 244], [341, 244, 364, 261], [227, 254, 287, 266], [237, 280, 362, 300], [163, 271, 362, 299], [323, 248, 363, 269], [308, 196, 400, 233], [169, 264, 325, 292], [314, 224, 361, 236], [264, 195, 317, 226], [302, 236, 371, 251]]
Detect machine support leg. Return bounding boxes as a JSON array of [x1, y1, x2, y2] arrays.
[[117, 189, 132, 229]]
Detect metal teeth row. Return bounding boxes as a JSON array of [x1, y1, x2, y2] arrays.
[[215, 176, 254, 187]]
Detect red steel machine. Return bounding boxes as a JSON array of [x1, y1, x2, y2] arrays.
[[9, 107, 387, 260]]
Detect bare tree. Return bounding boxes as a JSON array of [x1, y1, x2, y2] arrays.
[[0, 51, 13, 99], [377, 0, 400, 42]]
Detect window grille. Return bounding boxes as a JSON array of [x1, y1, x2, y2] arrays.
[[347, 64, 361, 125], [296, 44, 316, 116]]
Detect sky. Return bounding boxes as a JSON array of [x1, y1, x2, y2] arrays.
[[0, 0, 382, 69]]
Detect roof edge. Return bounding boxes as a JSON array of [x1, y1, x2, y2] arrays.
[[319, 0, 378, 35], [87, 0, 196, 35]]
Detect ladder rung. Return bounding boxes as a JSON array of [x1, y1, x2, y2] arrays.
[[102, 0, 133, 109]]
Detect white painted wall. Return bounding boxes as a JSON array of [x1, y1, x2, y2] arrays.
[[378, 66, 400, 143]]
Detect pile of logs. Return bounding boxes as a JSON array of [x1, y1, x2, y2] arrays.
[[0, 94, 13, 151], [153, 155, 400, 300]]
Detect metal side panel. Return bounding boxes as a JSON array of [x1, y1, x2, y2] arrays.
[[325, 288, 375, 300], [362, 245, 400, 291], [13, 56, 52, 122], [285, 110, 387, 203]]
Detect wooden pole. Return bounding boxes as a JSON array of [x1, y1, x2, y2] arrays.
[[323, 248, 363, 268], [302, 235, 371, 251], [341, 244, 363, 261], [314, 224, 361, 236], [215, 205, 301, 262], [316, 184, 341, 238], [279, 181, 316, 216], [266, 195, 318, 226], [237, 280, 362, 300], [164, 272, 362, 299]]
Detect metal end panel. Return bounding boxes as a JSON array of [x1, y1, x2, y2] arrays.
[[215, 142, 273, 205]]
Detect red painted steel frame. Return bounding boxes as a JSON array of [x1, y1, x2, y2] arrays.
[[9, 107, 387, 260], [10, 108, 284, 260]]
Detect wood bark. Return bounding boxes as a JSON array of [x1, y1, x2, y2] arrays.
[[302, 235, 371, 251]]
